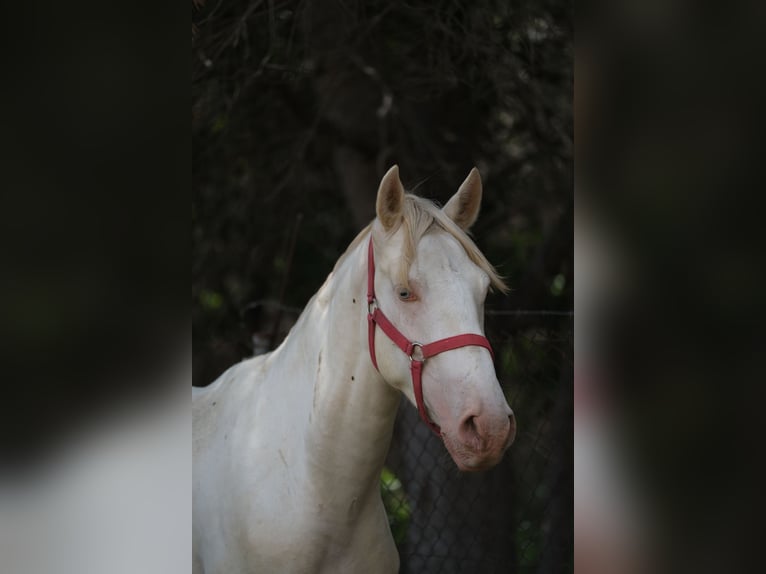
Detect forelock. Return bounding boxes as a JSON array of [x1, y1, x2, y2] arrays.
[[394, 195, 508, 292]]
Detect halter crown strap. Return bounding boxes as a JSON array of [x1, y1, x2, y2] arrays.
[[366, 237, 494, 436]]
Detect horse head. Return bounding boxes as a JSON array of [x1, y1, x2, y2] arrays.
[[369, 165, 516, 472]]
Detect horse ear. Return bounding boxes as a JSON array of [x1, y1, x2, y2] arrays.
[[376, 165, 405, 230], [443, 167, 482, 230]]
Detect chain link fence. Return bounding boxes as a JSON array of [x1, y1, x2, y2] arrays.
[[381, 315, 573, 574]]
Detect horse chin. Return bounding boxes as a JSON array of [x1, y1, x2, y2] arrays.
[[442, 434, 506, 473], [454, 457, 500, 473]]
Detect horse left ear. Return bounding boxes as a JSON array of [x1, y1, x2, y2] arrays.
[[376, 165, 405, 231], [443, 167, 482, 231]]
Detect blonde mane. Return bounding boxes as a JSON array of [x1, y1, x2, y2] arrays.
[[335, 194, 508, 293]]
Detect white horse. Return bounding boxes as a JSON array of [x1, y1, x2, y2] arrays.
[[193, 166, 517, 574]]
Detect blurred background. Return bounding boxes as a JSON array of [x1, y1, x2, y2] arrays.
[[576, 2, 764, 574], [193, 0, 572, 572]]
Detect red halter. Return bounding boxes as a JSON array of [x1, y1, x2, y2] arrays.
[[366, 237, 494, 436]]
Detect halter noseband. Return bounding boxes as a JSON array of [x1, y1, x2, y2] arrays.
[[366, 237, 494, 436]]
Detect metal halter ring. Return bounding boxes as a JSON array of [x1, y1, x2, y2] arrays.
[[408, 342, 425, 362]]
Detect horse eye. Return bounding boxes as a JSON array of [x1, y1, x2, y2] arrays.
[[398, 288, 412, 300]]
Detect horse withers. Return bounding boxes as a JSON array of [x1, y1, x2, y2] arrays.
[[193, 166, 516, 573]]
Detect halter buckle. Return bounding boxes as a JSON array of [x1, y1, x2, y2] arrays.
[[367, 298, 378, 315], [408, 342, 425, 362]]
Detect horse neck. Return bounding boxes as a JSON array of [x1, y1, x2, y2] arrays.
[[284, 234, 400, 495]]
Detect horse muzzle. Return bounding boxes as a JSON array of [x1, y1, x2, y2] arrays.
[[445, 409, 517, 472]]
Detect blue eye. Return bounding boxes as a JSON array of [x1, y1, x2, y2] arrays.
[[395, 284, 418, 301]]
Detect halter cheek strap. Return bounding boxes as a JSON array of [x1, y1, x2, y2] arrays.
[[366, 237, 494, 436]]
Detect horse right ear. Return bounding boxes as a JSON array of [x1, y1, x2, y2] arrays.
[[443, 167, 482, 231], [376, 165, 405, 231]]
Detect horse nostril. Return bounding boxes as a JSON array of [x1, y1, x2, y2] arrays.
[[458, 414, 483, 450], [459, 411, 515, 452]]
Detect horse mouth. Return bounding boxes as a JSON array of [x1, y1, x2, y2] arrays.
[[453, 457, 500, 472], [442, 434, 509, 473]]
